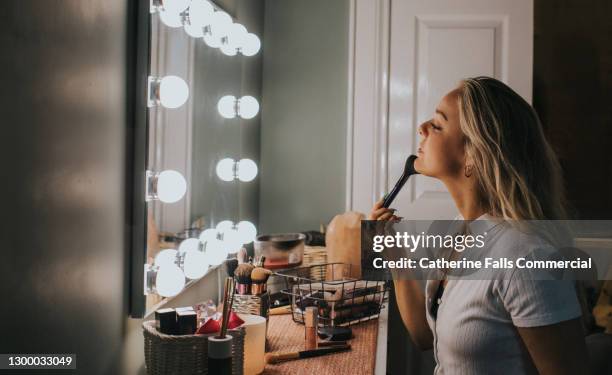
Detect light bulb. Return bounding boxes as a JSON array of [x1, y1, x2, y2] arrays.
[[223, 228, 242, 254], [217, 95, 237, 118], [155, 264, 185, 297], [220, 42, 238, 56], [204, 11, 232, 48], [184, 23, 204, 38], [228, 23, 248, 49], [157, 170, 187, 203], [241, 33, 261, 56], [199, 228, 218, 243], [183, 249, 209, 279], [159, 9, 184, 28], [237, 159, 258, 182], [159, 75, 189, 109], [154, 249, 178, 267], [178, 238, 200, 253], [162, 0, 190, 14], [215, 220, 234, 235], [237, 221, 257, 244], [187, 0, 213, 27], [238, 96, 259, 119], [203, 238, 229, 266], [216, 158, 236, 181]]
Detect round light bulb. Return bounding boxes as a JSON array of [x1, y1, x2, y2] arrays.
[[187, 0, 213, 27], [237, 221, 257, 244], [162, 0, 190, 14], [241, 33, 261, 56], [155, 264, 185, 297], [178, 238, 200, 254], [220, 42, 238, 56], [237, 159, 258, 182], [183, 249, 209, 279], [203, 238, 229, 266], [154, 249, 178, 267], [238, 95, 259, 119], [157, 170, 187, 203], [223, 228, 242, 254], [215, 220, 234, 235], [217, 95, 237, 119], [216, 158, 236, 181], [159, 75, 189, 109], [204, 11, 232, 48], [228, 23, 248, 50], [198, 228, 218, 243], [159, 9, 183, 28], [184, 23, 204, 38]]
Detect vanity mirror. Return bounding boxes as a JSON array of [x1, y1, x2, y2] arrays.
[[130, 0, 350, 317]]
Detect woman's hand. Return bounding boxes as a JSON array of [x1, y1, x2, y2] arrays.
[[368, 199, 402, 221]]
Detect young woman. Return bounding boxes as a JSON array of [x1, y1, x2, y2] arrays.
[[369, 77, 589, 374]]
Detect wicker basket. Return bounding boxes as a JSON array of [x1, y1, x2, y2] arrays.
[[142, 320, 245, 375]]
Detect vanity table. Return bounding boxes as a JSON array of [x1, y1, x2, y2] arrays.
[[263, 307, 388, 375]]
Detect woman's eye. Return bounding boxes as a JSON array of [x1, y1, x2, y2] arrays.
[[429, 121, 441, 131]]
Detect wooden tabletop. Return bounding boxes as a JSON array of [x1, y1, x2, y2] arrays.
[[263, 314, 380, 375]]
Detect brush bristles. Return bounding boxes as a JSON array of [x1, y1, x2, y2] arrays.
[[251, 267, 272, 284], [234, 263, 254, 284]]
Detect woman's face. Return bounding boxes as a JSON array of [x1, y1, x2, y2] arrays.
[[414, 88, 467, 179]]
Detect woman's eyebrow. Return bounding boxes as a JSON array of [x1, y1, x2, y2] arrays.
[[435, 109, 448, 121]]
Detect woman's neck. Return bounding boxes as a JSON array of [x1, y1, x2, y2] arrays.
[[443, 176, 487, 220]]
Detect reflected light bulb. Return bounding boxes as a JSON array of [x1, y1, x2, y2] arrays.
[[203, 238, 229, 266], [220, 42, 238, 56], [154, 249, 178, 267], [223, 228, 242, 254], [157, 170, 187, 203], [162, 0, 190, 14], [237, 159, 258, 182], [241, 33, 261, 56], [178, 238, 200, 253], [184, 23, 203, 38], [187, 0, 213, 27], [159, 75, 189, 109], [216, 220, 235, 235], [216, 158, 236, 181], [199, 228, 218, 243], [229, 23, 248, 49], [159, 9, 183, 28], [217, 95, 237, 118], [183, 249, 209, 279], [155, 264, 185, 297], [238, 96, 259, 119], [204, 11, 232, 48], [237, 221, 257, 244]]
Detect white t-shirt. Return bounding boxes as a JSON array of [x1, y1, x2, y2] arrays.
[[425, 214, 582, 374]]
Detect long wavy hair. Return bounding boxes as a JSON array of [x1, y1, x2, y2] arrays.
[[458, 77, 568, 220]]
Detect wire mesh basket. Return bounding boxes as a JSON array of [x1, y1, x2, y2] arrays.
[[273, 263, 389, 327]]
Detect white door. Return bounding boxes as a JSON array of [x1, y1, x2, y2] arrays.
[[350, 0, 533, 219]]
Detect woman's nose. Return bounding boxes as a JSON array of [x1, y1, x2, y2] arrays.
[[418, 122, 428, 137]]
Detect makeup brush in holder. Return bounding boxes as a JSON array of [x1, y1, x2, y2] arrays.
[[251, 267, 272, 295], [234, 263, 254, 295]]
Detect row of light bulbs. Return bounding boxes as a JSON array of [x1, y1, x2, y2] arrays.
[[151, 0, 261, 57], [150, 220, 257, 297]]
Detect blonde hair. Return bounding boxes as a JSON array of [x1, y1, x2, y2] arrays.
[[458, 77, 567, 220]]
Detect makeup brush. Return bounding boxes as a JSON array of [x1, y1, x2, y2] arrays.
[[225, 258, 238, 278], [219, 277, 235, 338], [237, 247, 248, 264], [264, 345, 352, 364], [234, 263, 254, 294], [250, 267, 272, 295], [382, 154, 419, 208]]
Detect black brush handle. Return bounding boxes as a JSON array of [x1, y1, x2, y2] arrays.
[[382, 155, 419, 208]]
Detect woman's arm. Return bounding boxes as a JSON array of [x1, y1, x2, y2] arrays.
[[517, 318, 589, 374], [393, 279, 434, 350]]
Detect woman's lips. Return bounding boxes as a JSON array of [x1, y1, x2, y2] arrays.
[[418, 147, 424, 154]]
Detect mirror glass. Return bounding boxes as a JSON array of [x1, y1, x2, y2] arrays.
[[143, 0, 350, 313]]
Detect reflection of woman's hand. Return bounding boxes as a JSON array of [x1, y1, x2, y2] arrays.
[[368, 199, 402, 222]]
